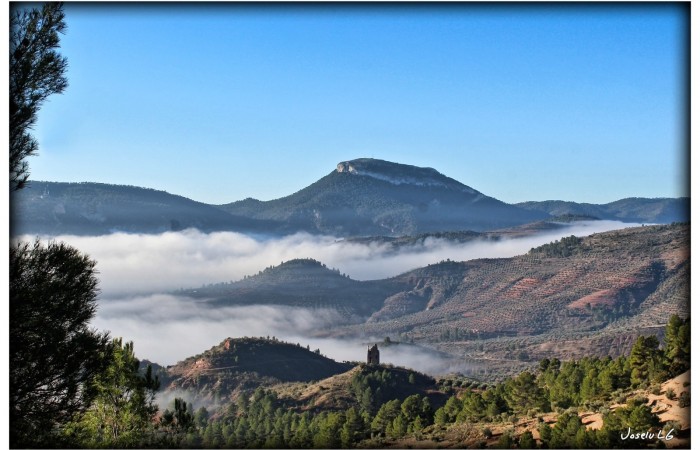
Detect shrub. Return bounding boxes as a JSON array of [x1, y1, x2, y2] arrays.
[[663, 421, 680, 435], [665, 388, 676, 400], [497, 431, 514, 449]]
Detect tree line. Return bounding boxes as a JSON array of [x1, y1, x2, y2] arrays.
[[62, 315, 683, 448]]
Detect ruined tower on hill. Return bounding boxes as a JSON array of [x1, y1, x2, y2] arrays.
[[367, 344, 380, 365]]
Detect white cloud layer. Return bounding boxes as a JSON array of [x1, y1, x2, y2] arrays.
[[92, 294, 458, 374], [18, 220, 641, 298], [17, 220, 642, 371]]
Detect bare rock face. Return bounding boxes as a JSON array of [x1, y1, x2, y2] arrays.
[[335, 158, 478, 194], [336, 161, 356, 173]]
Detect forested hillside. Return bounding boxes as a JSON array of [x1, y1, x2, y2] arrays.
[[125, 316, 689, 449], [178, 258, 404, 319], [11, 181, 277, 235]]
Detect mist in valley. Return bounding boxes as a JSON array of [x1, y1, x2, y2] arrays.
[[93, 294, 464, 377], [18, 220, 643, 374]]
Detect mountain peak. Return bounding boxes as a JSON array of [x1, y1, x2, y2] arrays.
[[336, 158, 475, 193], [336, 158, 440, 176]]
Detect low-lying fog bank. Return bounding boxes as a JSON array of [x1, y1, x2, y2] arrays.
[[92, 296, 456, 374], [17, 220, 643, 374], [18, 220, 641, 297]]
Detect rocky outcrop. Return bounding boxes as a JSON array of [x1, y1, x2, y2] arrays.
[[336, 158, 475, 192]]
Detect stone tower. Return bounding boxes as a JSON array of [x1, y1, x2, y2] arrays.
[[367, 344, 380, 365]]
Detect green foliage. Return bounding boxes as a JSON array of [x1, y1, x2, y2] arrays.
[[665, 388, 676, 400], [340, 407, 367, 447], [596, 400, 662, 448], [538, 422, 553, 447], [313, 411, 344, 448], [439, 383, 511, 426], [65, 338, 160, 448], [519, 430, 536, 449], [547, 412, 587, 449], [161, 398, 195, 434], [664, 315, 690, 376], [496, 430, 514, 448], [434, 407, 448, 426], [427, 315, 689, 447], [529, 235, 583, 257], [503, 371, 549, 413], [350, 366, 433, 415], [10, 240, 110, 447], [159, 398, 197, 447], [538, 356, 631, 409], [194, 406, 210, 428], [371, 399, 401, 436], [10, 2, 68, 190], [629, 336, 665, 387]]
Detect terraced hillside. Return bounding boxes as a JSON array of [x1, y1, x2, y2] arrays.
[[328, 224, 689, 374], [348, 224, 686, 334]]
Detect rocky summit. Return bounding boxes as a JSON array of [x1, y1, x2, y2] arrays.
[[335, 158, 479, 194]]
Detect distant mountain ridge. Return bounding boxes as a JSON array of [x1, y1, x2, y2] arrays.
[[10, 181, 277, 236], [516, 197, 689, 224], [10, 159, 689, 236]]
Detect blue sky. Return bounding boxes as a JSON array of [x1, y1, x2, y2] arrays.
[[30, 3, 688, 205]]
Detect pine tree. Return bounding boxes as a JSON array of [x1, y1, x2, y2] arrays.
[[67, 338, 160, 448], [10, 240, 110, 447], [313, 412, 344, 448], [665, 315, 690, 376], [341, 407, 365, 447], [10, 2, 68, 191], [519, 430, 536, 449], [629, 335, 663, 387], [194, 406, 210, 428], [504, 371, 547, 412], [371, 399, 401, 437]]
